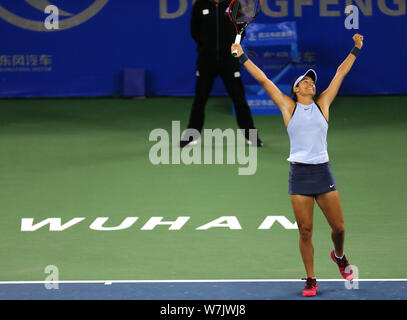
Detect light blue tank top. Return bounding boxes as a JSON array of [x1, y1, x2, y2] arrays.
[[287, 101, 329, 164]]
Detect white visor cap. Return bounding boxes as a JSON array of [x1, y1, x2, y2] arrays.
[[293, 69, 317, 89]]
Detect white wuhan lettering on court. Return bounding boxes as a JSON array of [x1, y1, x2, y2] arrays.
[[20, 216, 298, 231]]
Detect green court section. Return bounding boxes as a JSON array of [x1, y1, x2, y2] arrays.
[[0, 96, 406, 281]]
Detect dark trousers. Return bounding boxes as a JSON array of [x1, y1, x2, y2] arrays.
[[186, 56, 256, 137]]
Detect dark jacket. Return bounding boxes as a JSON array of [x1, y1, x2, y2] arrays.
[[191, 0, 242, 60]]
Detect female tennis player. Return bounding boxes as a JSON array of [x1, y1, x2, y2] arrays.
[[232, 34, 363, 297]]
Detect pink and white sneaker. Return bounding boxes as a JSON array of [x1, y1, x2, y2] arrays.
[[302, 277, 318, 297], [330, 250, 354, 281]]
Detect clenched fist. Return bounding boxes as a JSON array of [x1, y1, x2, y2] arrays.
[[353, 34, 364, 49], [231, 43, 244, 58]]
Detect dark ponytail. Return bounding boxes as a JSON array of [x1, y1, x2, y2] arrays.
[[291, 78, 298, 102]]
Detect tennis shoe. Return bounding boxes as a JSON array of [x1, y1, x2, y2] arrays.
[[179, 137, 198, 148], [302, 277, 318, 297], [246, 137, 263, 147], [330, 250, 354, 281]]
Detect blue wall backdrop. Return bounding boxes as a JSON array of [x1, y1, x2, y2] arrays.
[[0, 0, 406, 98]]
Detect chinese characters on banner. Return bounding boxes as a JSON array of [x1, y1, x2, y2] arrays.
[[0, 54, 52, 72], [258, 51, 317, 71]]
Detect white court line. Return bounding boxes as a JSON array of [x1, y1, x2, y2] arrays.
[[0, 279, 407, 285]]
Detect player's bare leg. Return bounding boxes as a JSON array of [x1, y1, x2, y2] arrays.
[[290, 194, 315, 278]]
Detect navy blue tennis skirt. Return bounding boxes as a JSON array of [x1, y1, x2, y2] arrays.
[[288, 162, 337, 196]]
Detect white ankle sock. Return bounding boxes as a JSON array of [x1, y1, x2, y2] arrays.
[[334, 250, 344, 260]]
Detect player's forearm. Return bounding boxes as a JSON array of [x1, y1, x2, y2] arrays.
[[336, 53, 357, 77], [233, 44, 282, 100], [336, 45, 361, 77], [243, 59, 285, 105], [243, 59, 270, 86]]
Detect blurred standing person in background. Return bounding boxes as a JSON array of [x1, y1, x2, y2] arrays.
[[180, 0, 263, 148]]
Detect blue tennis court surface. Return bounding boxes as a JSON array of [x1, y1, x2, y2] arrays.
[[1, 280, 406, 300]]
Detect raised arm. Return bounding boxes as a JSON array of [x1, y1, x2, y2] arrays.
[[231, 44, 295, 117], [317, 34, 364, 110]]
